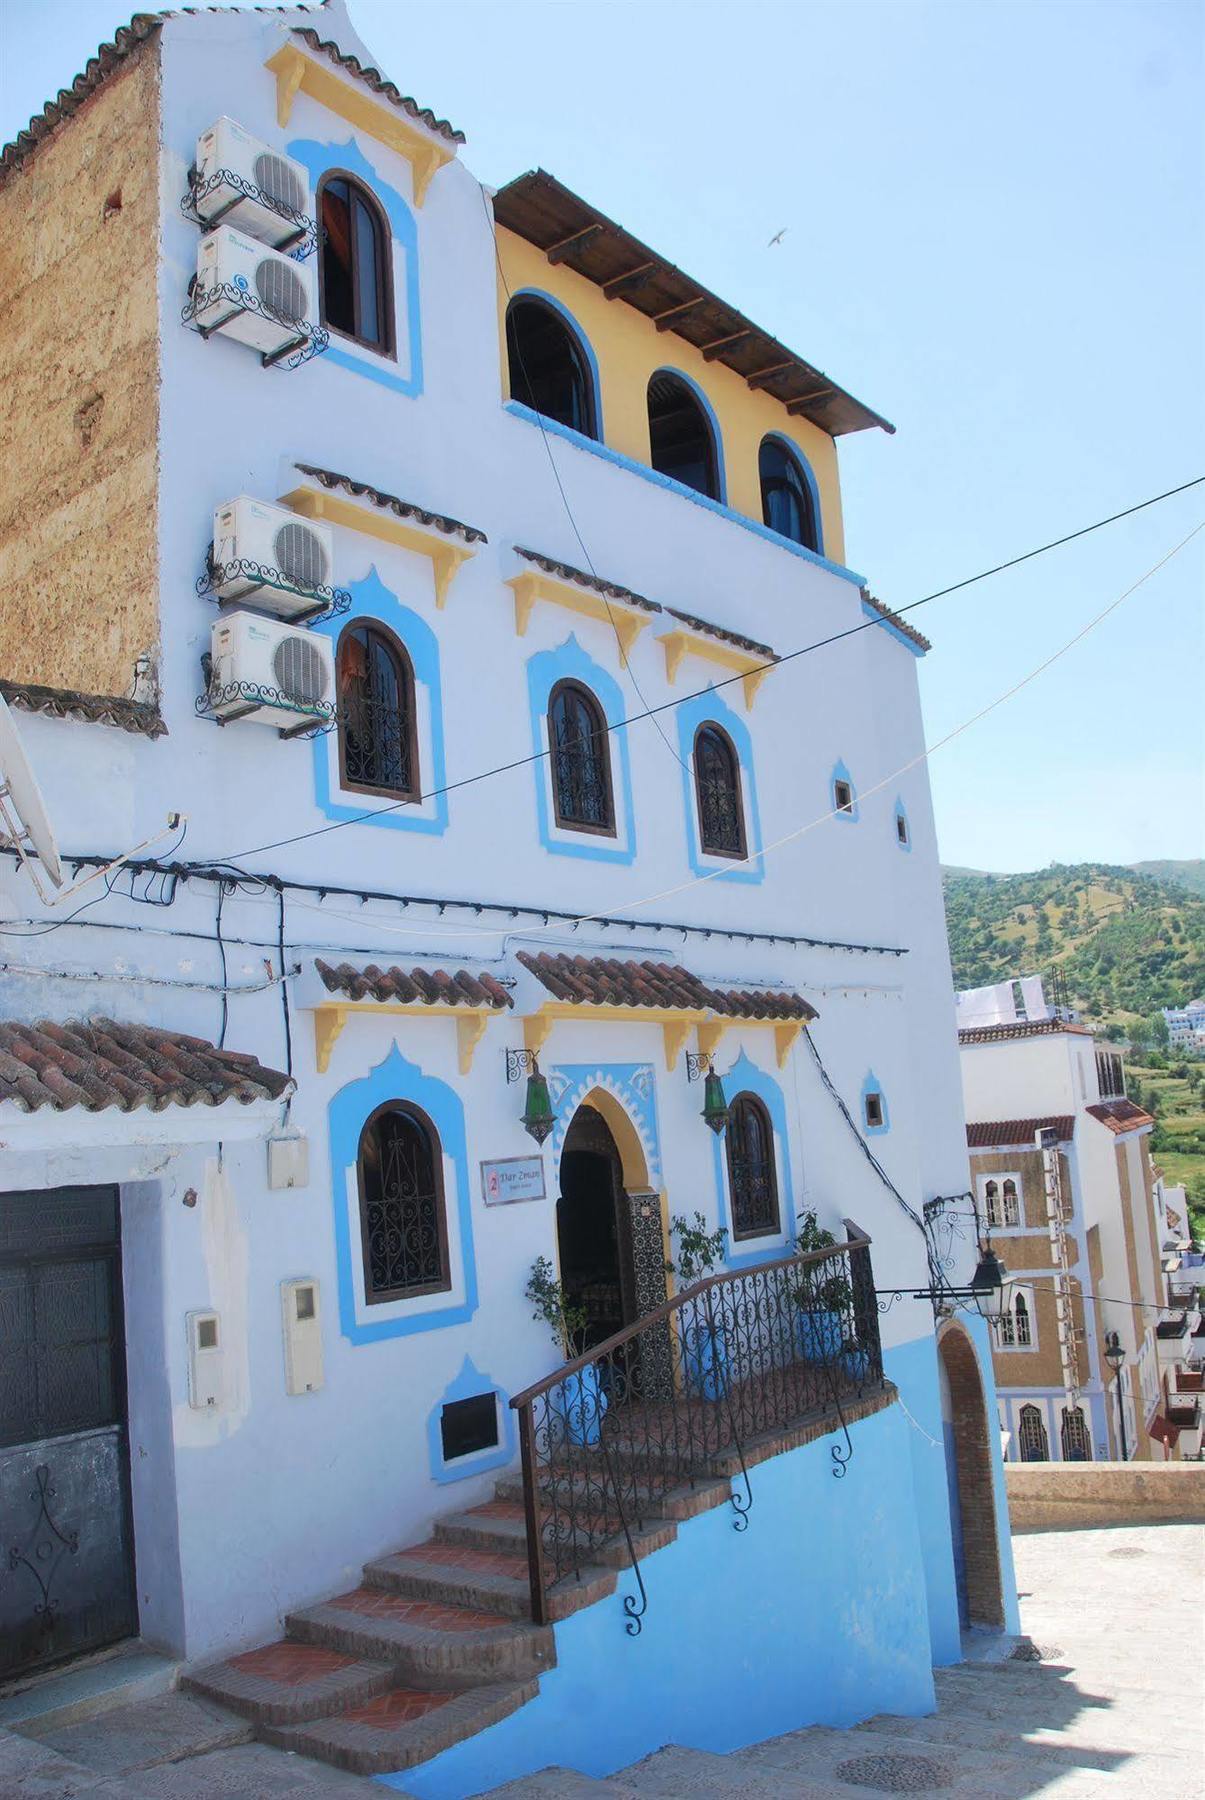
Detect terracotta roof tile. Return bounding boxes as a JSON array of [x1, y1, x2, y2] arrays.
[[861, 591, 932, 653], [516, 951, 816, 1021], [1085, 1099, 1155, 1135], [514, 547, 660, 614], [664, 607, 775, 660], [0, 1018, 292, 1114], [315, 960, 512, 1009], [0, 11, 162, 185], [966, 1116, 1075, 1149], [293, 465, 486, 545], [958, 1019, 1092, 1045], [1, 679, 166, 739], [292, 27, 464, 144]]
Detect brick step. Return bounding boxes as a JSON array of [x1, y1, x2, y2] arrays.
[[285, 1585, 555, 1689], [434, 1504, 530, 1556], [263, 1676, 539, 1777], [365, 1542, 617, 1622], [493, 1469, 732, 1524], [182, 1640, 392, 1727], [435, 1501, 678, 1570]]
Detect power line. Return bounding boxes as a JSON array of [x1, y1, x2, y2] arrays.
[[225, 473, 1204, 864]]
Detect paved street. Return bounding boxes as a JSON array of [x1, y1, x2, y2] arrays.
[[2, 1522, 1200, 1797]]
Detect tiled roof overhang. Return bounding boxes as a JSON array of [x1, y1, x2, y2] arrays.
[[315, 959, 512, 1009], [0, 1018, 292, 1113], [0, 679, 166, 738], [1085, 1100, 1155, 1135], [292, 27, 464, 143], [966, 1116, 1075, 1149], [0, 10, 162, 185], [861, 592, 931, 653], [293, 465, 487, 544], [516, 952, 816, 1021], [514, 547, 660, 614], [958, 1019, 1092, 1045], [665, 607, 775, 661], [492, 170, 893, 439]]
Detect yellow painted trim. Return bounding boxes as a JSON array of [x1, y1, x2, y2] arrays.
[[657, 627, 773, 710], [505, 570, 650, 667], [280, 486, 475, 610], [312, 1000, 497, 1074], [696, 1021, 727, 1060], [265, 44, 456, 205], [577, 1086, 651, 1189], [520, 1001, 791, 1066], [523, 1013, 553, 1059], [774, 1020, 804, 1068], [661, 1019, 692, 1074]]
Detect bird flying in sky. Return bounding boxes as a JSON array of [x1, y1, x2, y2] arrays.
[[768, 228, 787, 247]]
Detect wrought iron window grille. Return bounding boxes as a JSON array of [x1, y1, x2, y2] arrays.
[[181, 280, 329, 370], [198, 556, 351, 625], [181, 168, 319, 257], [338, 688, 413, 796], [358, 1106, 450, 1303], [194, 677, 337, 740]]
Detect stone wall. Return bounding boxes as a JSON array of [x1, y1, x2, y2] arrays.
[[1006, 1461, 1205, 1529], [0, 42, 160, 700]]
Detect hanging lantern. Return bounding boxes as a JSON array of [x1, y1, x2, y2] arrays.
[[700, 1063, 730, 1136], [519, 1057, 556, 1145], [969, 1242, 1009, 1325]]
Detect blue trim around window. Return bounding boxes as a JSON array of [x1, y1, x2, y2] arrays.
[[503, 402, 866, 588], [288, 137, 423, 398], [676, 686, 764, 885], [861, 1070, 890, 1136], [861, 595, 926, 657], [759, 431, 824, 558], [427, 1355, 516, 1485], [505, 287, 604, 442], [894, 797, 912, 852], [526, 635, 637, 865], [712, 1050, 796, 1270], [832, 757, 859, 823], [310, 566, 449, 835], [328, 1043, 477, 1344], [650, 365, 728, 506]]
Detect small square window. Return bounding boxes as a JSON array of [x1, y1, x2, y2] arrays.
[[896, 815, 908, 845], [834, 780, 853, 814], [196, 1317, 218, 1350], [295, 1286, 316, 1321], [440, 1392, 499, 1462], [864, 1092, 884, 1128]]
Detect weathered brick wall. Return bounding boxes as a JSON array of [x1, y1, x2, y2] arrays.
[[0, 43, 160, 699], [1007, 1461, 1205, 1528], [938, 1321, 1005, 1628]]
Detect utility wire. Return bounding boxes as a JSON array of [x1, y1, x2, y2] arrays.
[[225, 474, 1204, 864]]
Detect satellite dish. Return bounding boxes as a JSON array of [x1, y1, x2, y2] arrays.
[[0, 694, 64, 889]]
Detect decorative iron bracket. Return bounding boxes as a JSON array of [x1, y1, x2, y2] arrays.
[[684, 1051, 712, 1082], [181, 282, 328, 370], [195, 678, 336, 740], [198, 557, 351, 625], [181, 169, 318, 257], [506, 1048, 539, 1085]]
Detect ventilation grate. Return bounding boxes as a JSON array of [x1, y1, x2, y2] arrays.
[[255, 257, 307, 327], [275, 521, 329, 592], [254, 151, 306, 217], [273, 634, 329, 708]]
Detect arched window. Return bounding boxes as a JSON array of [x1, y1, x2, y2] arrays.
[[725, 1093, 780, 1239], [758, 436, 819, 552], [1013, 1293, 1032, 1345], [506, 297, 597, 438], [318, 173, 392, 354], [1002, 1178, 1020, 1228], [356, 1103, 449, 1302], [549, 680, 613, 833], [693, 724, 745, 857], [984, 1180, 1001, 1230], [647, 373, 719, 499], [1060, 1406, 1091, 1461], [1017, 1403, 1049, 1462], [337, 623, 417, 799]]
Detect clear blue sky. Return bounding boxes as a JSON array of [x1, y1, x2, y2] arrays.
[[4, 0, 1202, 873]]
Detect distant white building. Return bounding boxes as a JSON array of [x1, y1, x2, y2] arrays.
[[1162, 998, 1205, 1054]]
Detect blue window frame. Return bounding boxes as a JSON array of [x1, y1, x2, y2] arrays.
[[758, 435, 821, 554]]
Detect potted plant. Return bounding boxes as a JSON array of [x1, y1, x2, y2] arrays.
[[525, 1255, 605, 1446], [667, 1213, 730, 1401], [792, 1209, 853, 1364]]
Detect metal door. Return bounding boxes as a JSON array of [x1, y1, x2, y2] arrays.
[[0, 1186, 138, 1680]]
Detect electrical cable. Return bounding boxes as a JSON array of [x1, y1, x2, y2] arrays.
[[0, 959, 299, 996], [222, 477, 1205, 864]]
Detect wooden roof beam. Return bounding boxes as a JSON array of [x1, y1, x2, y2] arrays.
[[546, 222, 606, 264], [654, 295, 708, 332], [787, 389, 835, 415], [702, 329, 755, 362], [746, 360, 798, 390], [603, 261, 657, 299]]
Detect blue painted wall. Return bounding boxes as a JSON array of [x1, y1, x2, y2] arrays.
[[882, 1333, 962, 1666], [383, 1399, 935, 1797]]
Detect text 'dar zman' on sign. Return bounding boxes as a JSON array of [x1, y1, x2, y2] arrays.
[[481, 1156, 546, 1206]]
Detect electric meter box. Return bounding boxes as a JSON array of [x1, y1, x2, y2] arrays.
[[281, 1278, 323, 1395], [186, 1310, 224, 1409]]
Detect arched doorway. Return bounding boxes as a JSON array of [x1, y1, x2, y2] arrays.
[[556, 1105, 634, 1349], [938, 1320, 1004, 1629]]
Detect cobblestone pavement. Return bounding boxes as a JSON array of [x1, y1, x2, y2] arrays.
[[1, 1523, 1199, 1797]]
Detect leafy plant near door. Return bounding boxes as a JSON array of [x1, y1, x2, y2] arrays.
[[525, 1254, 588, 1358], [793, 1207, 854, 1364], [525, 1255, 604, 1445], [666, 1213, 731, 1401], [665, 1212, 728, 1287]]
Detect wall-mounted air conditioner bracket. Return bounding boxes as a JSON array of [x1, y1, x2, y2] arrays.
[[181, 282, 329, 370], [195, 678, 337, 740], [181, 168, 318, 257], [198, 557, 351, 625]]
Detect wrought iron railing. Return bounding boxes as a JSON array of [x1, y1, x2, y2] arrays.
[[510, 1224, 883, 1627]]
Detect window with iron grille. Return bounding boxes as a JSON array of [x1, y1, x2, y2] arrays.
[[1017, 1402, 1049, 1462], [693, 723, 745, 857], [725, 1093, 780, 1239], [1013, 1292, 1032, 1344], [356, 1103, 450, 1303], [549, 680, 614, 833], [318, 172, 393, 355], [1060, 1405, 1091, 1461], [338, 623, 417, 799]]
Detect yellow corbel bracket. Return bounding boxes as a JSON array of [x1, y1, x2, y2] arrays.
[[280, 486, 475, 610], [657, 628, 772, 712], [696, 1021, 727, 1061], [774, 1020, 804, 1068], [270, 43, 306, 127], [456, 1012, 488, 1076], [507, 572, 650, 668], [314, 1005, 348, 1074], [661, 1019, 693, 1073], [742, 664, 773, 708], [523, 1011, 553, 1059]]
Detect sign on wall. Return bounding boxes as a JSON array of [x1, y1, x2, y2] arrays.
[[481, 1157, 546, 1206]]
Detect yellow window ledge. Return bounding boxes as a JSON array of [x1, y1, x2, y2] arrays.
[[280, 485, 476, 610], [314, 1003, 493, 1075], [266, 44, 457, 206], [657, 628, 774, 710], [505, 570, 652, 668], [522, 1004, 805, 1070]]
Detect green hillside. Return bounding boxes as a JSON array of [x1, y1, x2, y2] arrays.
[[942, 862, 1205, 1025], [1129, 859, 1205, 898]]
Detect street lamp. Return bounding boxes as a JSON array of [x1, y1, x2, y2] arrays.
[[968, 1243, 1010, 1328], [1104, 1330, 1128, 1461]]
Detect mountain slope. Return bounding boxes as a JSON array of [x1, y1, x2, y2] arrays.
[[1128, 859, 1205, 898]]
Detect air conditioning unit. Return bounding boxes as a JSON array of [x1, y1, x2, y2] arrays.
[[210, 496, 334, 618], [193, 226, 317, 359], [207, 610, 334, 731], [192, 117, 312, 247]]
